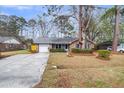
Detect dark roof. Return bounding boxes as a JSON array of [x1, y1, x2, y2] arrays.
[[33, 37, 51, 44], [34, 37, 78, 44], [0, 35, 20, 44], [0, 36, 11, 43]]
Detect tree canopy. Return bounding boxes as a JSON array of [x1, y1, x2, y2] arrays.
[[1, 5, 124, 50]]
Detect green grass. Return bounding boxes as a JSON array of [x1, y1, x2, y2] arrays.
[[0, 50, 31, 58], [84, 80, 111, 88], [12, 50, 31, 54]]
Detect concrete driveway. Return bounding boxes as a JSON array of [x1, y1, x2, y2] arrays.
[[0, 53, 49, 88]]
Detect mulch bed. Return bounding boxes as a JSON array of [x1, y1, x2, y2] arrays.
[[96, 56, 111, 61], [71, 53, 95, 56]]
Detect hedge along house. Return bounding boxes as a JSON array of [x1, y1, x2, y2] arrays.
[[33, 37, 79, 52], [0, 35, 24, 52]]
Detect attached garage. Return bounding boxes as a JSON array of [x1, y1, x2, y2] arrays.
[[39, 44, 49, 52], [33, 37, 50, 53]]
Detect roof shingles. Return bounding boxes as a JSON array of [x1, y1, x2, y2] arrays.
[[34, 37, 78, 44], [0, 36, 20, 44]]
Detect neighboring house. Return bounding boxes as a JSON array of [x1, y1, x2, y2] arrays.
[[34, 37, 79, 52], [0, 35, 24, 52]]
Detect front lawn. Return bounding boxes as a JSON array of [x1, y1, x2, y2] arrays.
[[35, 53, 124, 88], [0, 50, 31, 58]]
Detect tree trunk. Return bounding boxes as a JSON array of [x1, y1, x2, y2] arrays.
[[20, 30, 23, 36], [0, 52, 1, 58], [112, 6, 120, 52], [32, 27, 35, 38], [79, 5, 83, 48]]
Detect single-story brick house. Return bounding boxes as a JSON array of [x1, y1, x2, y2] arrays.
[[34, 37, 79, 52], [0, 35, 24, 52]]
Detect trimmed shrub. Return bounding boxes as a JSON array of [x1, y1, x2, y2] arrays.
[[71, 48, 93, 54], [82, 49, 93, 54], [97, 50, 111, 59], [50, 48, 66, 52], [71, 48, 82, 53]]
